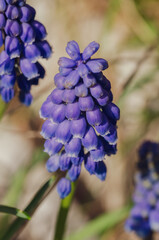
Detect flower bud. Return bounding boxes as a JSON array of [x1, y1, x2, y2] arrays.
[[1, 72, 15, 87], [84, 154, 96, 175], [5, 19, 21, 37], [0, 0, 6, 12], [90, 83, 104, 99], [40, 99, 54, 119], [68, 165, 81, 181], [0, 51, 14, 75], [1, 87, 14, 102], [95, 115, 109, 136], [79, 96, 94, 111], [20, 4, 35, 22], [51, 104, 66, 123], [70, 117, 87, 138], [37, 40, 52, 59], [46, 154, 60, 172], [86, 58, 108, 73], [41, 119, 58, 139], [77, 63, 89, 78], [44, 138, 63, 156], [65, 138, 81, 157], [83, 73, 96, 87], [82, 126, 98, 151], [59, 153, 72, 171], [82, 41, 100, 61], [57, 178, 71, 199], [20, 58, 39, 79], [5, 36, 21, 58], [0, 30, 3, 47], [20, 22, 35, 43], [58, 57, 76, 68], [65, 102, 80, 120], [5, 4, 19, 19], [66, 40, 80, 61], [64, 70, 80, 89], [94, 161, 107, 181], [62, 89, 76, 103], [32, 20, 47, 40], [50, 88, 63, 104], [54, 73, 65, 89], [0, 13, 6, 28], [86, 106, 103, 126], [75, 83, 88, 97], [103, 102, 120, 121], [55, 120, 71, 144], [19, 91, 32, 106], [24, 44, 41, 63]]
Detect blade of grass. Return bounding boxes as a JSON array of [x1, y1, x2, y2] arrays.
[[64, 204, 131, 240], [0, 205, 30, 220], [53, 181, 77, 240], [0, 148, 47, 233], [0, 174, 61, 240]]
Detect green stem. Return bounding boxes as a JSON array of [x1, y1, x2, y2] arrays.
[[0, 174, 60, 240], [53, 181, 77, 240], [0, 98, 7, 120]]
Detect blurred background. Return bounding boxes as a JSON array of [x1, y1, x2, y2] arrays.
[[0, 0, 159, 239]]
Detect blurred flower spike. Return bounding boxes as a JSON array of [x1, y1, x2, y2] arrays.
[[40, 41, 120, 198], [125, 141, 159, 238], [0, 0, 52, 106]]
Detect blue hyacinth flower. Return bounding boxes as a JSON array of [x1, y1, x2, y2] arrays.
[[125, 141, 159, 238], [40, 41, 120, 198], [0, 0, 52, 105]]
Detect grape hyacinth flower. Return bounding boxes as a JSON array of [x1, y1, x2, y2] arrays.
[[0, 0, 52, 105], [40, 41, 120, 198], [125, 141, 159, 239]]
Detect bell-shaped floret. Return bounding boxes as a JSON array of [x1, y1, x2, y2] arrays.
[[86, 106, 103, 126], [86, 58, 108, 73], [51, 103, 66, 123], [44, 138, 63, 156], [65, 40, 81, 61], [55, 120, 72, 144], [62, 89, 76, 103], [41, 119, 58, 139], [82, 41, 100, 61], [68, 165, 81, 181], [65, 101, 80, 120], [65, 138, 81, 157], [57, 178, 71, 199], [79, 96, 94, 111], [46, 154, 60, 172], [82, 126, 98, 151], [59, 153, 72, 171], [94, 161, 107, 181], [70, 117, 87, 138]]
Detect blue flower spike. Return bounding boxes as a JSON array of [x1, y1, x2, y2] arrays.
[[0, 0, 52, 105], [40, 41, 120, 198], [125, 141, 159, 238]]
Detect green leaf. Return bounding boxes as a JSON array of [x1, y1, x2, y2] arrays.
[[64, 204, 131, 240], [0, 148, 47, 233], [0, 205, 30, 220], [0, 174, 59, 240]]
